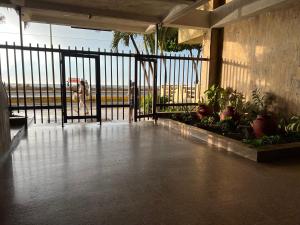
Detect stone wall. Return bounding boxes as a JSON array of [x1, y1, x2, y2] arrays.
[[220, 4, 300, 115], [0, 82, 11, 154]]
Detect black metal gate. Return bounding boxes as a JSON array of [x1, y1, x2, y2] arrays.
[[134, 56, 157, 121], [61, 52, 101, 124], [0, 44, 207, 124]]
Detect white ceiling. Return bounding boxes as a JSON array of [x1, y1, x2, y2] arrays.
[[4, 0, 207, 33]]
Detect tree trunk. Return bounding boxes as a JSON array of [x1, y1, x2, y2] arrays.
[[130, 35, 151, 88]]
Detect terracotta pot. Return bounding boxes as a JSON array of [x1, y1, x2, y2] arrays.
[[251, 115, 277, 138], [220, 106, 235, 121], [196, 104, 210, 119], [220, 106, 240, 122]]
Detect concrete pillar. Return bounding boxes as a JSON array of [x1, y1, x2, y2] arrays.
[[207, 0, 226, 87], [0, 82, 11, 155]]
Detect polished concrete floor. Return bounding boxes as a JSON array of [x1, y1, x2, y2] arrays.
[[1, 122, 300, 225]]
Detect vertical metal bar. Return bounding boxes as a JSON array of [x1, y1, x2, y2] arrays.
[[153, 60, 157, 120], [148, 60, 151, 120], [44, 44, 50, 123], [190, 57, 194, 103], [96, 56, 101, 124], [5, 42, 12, 108], [144, 60, 146, 120], [116, 52, 119, 120], [134, 57, 138, 122], [122, 51, 125, 120], [75, 47, 79, 121], [172, 54, 176, 109], [29, 43, 36, 123], [51, 44, 57, 122], [18, 8, 27, 119], [88, 48, 93, 120], [181, 58, 185, 106], [98, 48, 102, 124], [61, 52, 67, 124], [194, 58, 197, 104], [177, 58, 181, 109], [58, 45, 63, 126], [68, 46, 73, 122], [139, 57, 142, 121], [104, 49, 107, 120], [163, 56, 167, 109], [128, 51, 131, 122], [186, 58, 190, 104], [82, 47, 86, 122], [110, 50, 113, 120], [13, 42, 20, 113], [198, 59, 201, 102], [104, 49, 107, 121], [159, 57, 162, 109], [168, 54, 171, 110], [37, 44, 43, 123]]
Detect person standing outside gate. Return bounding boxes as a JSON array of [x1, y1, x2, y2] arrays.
[[77, 80, 89, 115]]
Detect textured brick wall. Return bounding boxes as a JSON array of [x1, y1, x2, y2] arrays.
[[0, 82, 11, 154], [220, 4, 300, 115]]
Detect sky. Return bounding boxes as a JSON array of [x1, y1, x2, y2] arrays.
[[0, 7, 201, 87], [0, 7, 141, 51]]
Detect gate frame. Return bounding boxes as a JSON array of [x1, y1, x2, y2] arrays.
[[134, 56, 157, 122], [60, 52, 101, 125]]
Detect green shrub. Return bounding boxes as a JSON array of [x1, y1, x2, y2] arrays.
[[243, 135, 281, 147]]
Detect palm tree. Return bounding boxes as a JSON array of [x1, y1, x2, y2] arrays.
[[112, 28, 202, 99], [112, 31, 151, 85]]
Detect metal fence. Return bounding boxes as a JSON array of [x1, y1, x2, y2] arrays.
[[0, 43, 209, 124]]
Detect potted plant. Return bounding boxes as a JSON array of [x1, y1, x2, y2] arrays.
[[203, 85, 223, 114], [196, 97, 211, 120], [220, 89, 243, 122], [250, 89, 277, 138]]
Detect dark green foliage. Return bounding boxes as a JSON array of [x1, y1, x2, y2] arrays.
[[285, 116, 300, 133], [216, 118, 238, 133], [140, 95, 152, 113], [243, 135, 281, 147], [111, 32, 136, 51], [171, 106, 195, 124], [204, 85, 223, 111], [251, 88, 265, 113], [195, 116, 217, 128], [170, 85, 300, 147]]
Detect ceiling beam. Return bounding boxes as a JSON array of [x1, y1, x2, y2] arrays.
[[25, 13, 147, 33], [211, 0, 299, 28], [165, 9, 210, 29], [22, 0, 160, 25], [163, 0, 209, 25], [150, 0, 196, 4]]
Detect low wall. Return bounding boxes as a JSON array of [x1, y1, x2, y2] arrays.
[[0, 82, 11, 155]]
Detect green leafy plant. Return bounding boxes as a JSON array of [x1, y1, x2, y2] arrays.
[[243, 135, 281, 147], [171, 106, 196, 124], [195, 116, 217, 128], [251, 88, 267, 115], [241, 89, 275, 122], [140, 95, 152, 113], [285, 116, 300, 133], [228, 90, 245, 112], [204, 85, 224, 112], [216, 118, 237, 133]]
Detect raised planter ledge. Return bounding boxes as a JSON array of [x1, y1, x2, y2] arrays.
[[157, 119, 300, 163]]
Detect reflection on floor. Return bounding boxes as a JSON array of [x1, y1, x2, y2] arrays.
[[1, 122, 300, 225]]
